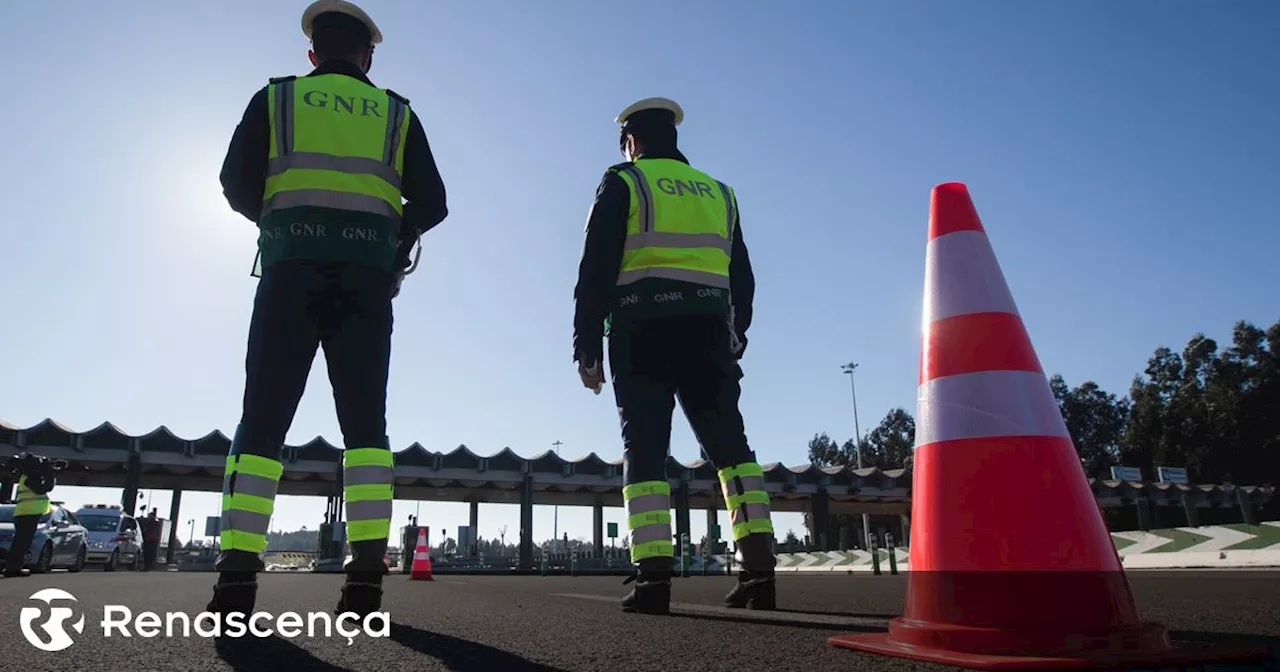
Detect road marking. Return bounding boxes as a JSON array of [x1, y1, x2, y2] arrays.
[[818, 551, 844, 570], [1111, 530, 1175, 555], [793, 552, 819, 570], [1175, 526, 1254, 553], [1263, 522, 1280, 551], [548, 593, 889, 627]]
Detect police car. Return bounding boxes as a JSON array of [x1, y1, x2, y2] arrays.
[[0, 501, 89, 573], [74, 504, 144, 571]]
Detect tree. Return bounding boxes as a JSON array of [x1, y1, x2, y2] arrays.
[[859, 408, 915, 470], [1050, 375, 1129, 478], [1120, 318, 1280, 484], [807, 432, 848, 468]]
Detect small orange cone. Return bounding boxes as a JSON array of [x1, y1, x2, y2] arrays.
[[410, 528, 433, 581], [827, 182, 1269, 670]]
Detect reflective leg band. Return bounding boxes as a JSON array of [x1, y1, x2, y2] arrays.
[[623, 480, 673, 564], [718, 462, 774, 541], [221, 454, 283, 554], [343, 447, 395, 543]]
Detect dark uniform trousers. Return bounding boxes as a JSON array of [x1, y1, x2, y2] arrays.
[[4, 516, 39, 575], [216, 259, 396, 575], [609, 314, 767, 570]]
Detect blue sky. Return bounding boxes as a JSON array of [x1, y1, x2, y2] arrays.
[[1, 1, 1276, 549]]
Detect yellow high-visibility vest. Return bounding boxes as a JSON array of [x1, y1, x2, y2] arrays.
[[254, 73, 412, 274], [611, 158, 736, 290], [15, 476, 50, 517]]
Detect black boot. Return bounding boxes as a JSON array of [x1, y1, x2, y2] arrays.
[[208, 549, 265, 615], [621, 559, 672, 615], [724, 570, 776, 610], [725, 533, 777, 610], [207, 571, 258, 615], [335, 572, 384, 618], [336, 540, 388, 617]]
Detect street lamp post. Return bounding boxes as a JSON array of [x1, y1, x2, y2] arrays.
[[552, 440, 563, 551], [187, 518, 195, 547], [842, 363, 873, 552]]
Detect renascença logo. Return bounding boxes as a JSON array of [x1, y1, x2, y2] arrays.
[[19, 590, 389, 649], [20, 588, 86, 652]]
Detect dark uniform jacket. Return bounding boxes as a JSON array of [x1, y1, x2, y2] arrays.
[[572, 148, 756, 366], [219, 60, 448, 270]]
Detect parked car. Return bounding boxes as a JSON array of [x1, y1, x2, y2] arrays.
[[0, 502, 89, 573], [75, 504, 144, 571]]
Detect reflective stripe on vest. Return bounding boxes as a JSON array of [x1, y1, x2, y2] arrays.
[[262, 75, 410, 226], [614, 159, 736, 289], [623, 480, 673, 563], [718, 463, 774, 541], [220, 454, 283, 555], [15, 476, 50, 517], [343, 448, 395, 543]]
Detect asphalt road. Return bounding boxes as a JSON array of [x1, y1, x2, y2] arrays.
[[1, 569, 1277, 672]]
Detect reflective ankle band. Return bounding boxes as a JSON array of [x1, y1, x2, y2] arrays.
[[343, 447, 395, 543], [623, 480, 673, 563], [221, 454, 283, 554], [718, 462, 774, 541]]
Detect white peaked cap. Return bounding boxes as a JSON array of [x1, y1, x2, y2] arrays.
[[302, 0, 383, 45], [616, 97, 684, 126]]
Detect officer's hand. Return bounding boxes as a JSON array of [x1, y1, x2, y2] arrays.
[[577, 359, 604, 395], [730, 331, 747, 360], [391, 271, 406, 299]]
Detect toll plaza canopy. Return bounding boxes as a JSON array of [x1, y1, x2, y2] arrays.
[[1, 418, 1271, 517]]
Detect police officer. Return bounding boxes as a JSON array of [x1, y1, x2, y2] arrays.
[[573, 98, 777, 614], [212, 0, 448, 617], [4, 465, 52, 578], [142, 509, 160, 571]]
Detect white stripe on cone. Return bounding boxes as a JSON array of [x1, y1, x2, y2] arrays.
[[924, 230, 1019, 322], [916, 370, 1069, 445]]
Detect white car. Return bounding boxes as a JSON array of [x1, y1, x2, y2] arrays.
[[75, 504, 144, 571]]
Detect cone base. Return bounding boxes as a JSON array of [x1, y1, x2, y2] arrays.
[[828, 618, 1271, 671], [410, 571, 433, 581]]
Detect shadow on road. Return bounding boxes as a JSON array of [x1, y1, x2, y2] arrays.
[[667, 610, 886, 633], [774, 608, 897, 620], [1166, 630, 1280, 669], [389, 622, 569, 671], [1170, 630, 1280, 648], [215, 633, 354, 672]]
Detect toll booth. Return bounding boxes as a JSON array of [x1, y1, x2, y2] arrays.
[[317, 522, 346, 560], [154, 518, 172, 565], [400, 525, 427, 574], [317, 523, 331, 558]]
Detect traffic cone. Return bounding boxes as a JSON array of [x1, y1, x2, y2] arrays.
[[410, 528, 433, 581], [828, 183, 1269, 670]]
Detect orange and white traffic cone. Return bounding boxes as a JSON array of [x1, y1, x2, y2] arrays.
[[827, 182, 1269, 670], [410, 528, 433, 581]]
